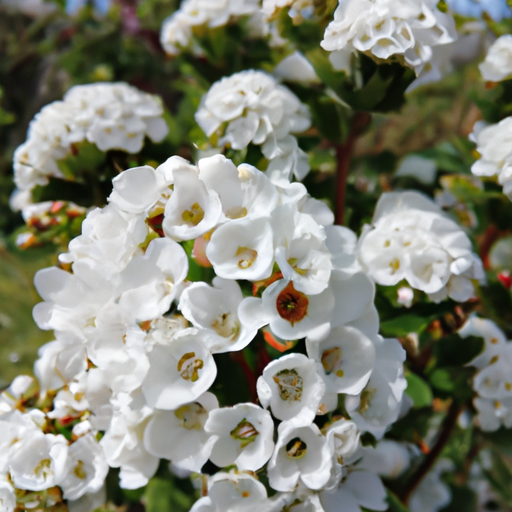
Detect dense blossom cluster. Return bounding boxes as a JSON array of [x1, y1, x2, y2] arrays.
[[13, 82, 168, 199], [0, 152, 412, 512], [460, 317, 512, 431], [196, 70, 312, 182], [357, 191, 484, 302], [160, 0, 264, 56], [321, 0, 457, 76]]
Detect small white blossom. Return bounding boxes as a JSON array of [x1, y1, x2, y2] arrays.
[[144, 392, 218, 472], [257, 354, 325, 425], [409, 460, 454, 512], [268, 421, 332, 492], [345, 336, 407, 439], [141, 328, 217, 410], [306, 326, 376, 396], [479, 35, 512, 82], [204, 403, 275, 471], [60, 434, 109, 501], [179, 278, 256, 353], [470, 118, 512, 200]]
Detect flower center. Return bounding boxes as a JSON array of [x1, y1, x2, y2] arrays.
[[230, 419, 259, 448], [273, 368, 303, 402], [236, 246, 257, 269], [175, 403, 207, 430], [276, 282, 309, 326], [358, 387, 376, 414], [177, 352, 204, 382], [182, 202, 205, 226], [73, 460, 87, 480], [321, 347, 344, 377], [211, 312, 240, 340], [286, 438, 307, 459], [34, 458, 52, 480]]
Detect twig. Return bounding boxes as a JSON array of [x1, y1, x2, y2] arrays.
[[400, 400, 463, 505], [334, 112, 371, 225], [230, 352, 258, 403]]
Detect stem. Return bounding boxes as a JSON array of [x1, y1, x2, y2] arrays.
[[334, 112, 371, 225], [400, 400, 463, 505]]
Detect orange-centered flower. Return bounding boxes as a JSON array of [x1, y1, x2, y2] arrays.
[[276, 282, 309, 326]]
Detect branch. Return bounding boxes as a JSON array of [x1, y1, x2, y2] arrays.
[[400, 400, 463, 505], [334, 112, 371, 225]]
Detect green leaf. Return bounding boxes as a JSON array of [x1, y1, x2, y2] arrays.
[[440, 485, 478, 512], [386, 490, 411, 512], [405, 372, 433, 409], [144, 476, 195, 512], [433, 335, 484, 368], [380, 313, 436, 337]]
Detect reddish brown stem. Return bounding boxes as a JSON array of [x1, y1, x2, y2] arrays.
[[400, 400, 463, 505], [334, 112, 371, 225]]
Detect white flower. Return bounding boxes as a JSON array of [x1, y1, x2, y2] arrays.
[[319, 471, 387, 512], [257, 354, 325, 425], [60, 434, 109, 501], [99, 392, 158, 490], [321, 0, 457, 76], [474, 397, 512, 431], [68, 487, 106, 512], [397, 286, 414, 308], [9, 433, 69, 491], [0, 481, 15, 512], [179, 278, 257, 353], [267, 421, 332, 492], [160, 0, 262, 56], [345, 336, 407, 439], [273, 52, 320, 84], [195, 70, 311, 182], [460, 316, 508, 370], [358, 191, 483, 302], [206, 216, 275, 281], [13, 82, 168, 195], [306, 326, 376, 396], [272, 205, 332, 295], [239, 279, 334, 340], [162, 167, 222, 241], [359, 440, 412, 479], [470, 118, 512, 200], [409, 460, 453, 512], [141, 328, 217, 410], [59, 205, 148, 276], [192, 470, 272, 512], [205, 403, 275, 471], [144, 392, 218, 472], [479, 35, 512, 82]]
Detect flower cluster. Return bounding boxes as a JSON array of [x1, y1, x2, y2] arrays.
[[0, 151, 411, 511], [262, 0, 315, 22], [160, 0, 263, 56], [13, 82, 168, 197], [460, 316, 512, 432], [358, 191, 484, 303], [470, 118, 512, 200], [479, 35, 512, 82], [195, 70, 312, 182], [321, 0, 457, 76]]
